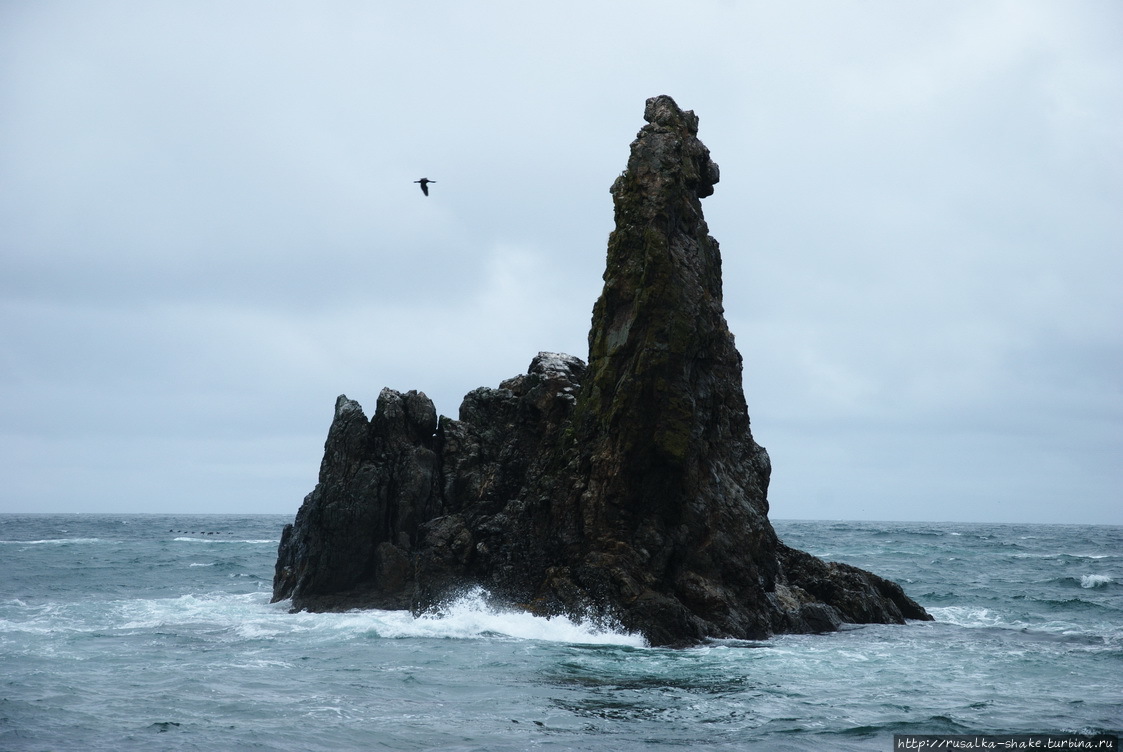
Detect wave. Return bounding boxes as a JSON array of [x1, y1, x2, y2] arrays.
[[928, 604, 1081, 631], [1012, 552, 1119, 561], [0, 538, 108, 545], [926, 605, 1121, 648], [360, 588, 647, 646], [928, 606, 1011, 629], [173, 537, 277, 544], [1042, 574, 1114, 592]]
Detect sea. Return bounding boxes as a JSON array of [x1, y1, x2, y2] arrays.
[[1, 515, 1119, 751]]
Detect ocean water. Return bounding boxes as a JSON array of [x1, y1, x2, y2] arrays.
[[1, 515, 1119, 751]]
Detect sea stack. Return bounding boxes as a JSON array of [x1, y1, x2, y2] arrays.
[[272, 95, 931, 645]]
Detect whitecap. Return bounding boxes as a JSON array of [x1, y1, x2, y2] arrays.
[[1080, 574, 1113, 589]]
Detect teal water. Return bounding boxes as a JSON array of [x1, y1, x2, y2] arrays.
[[1, 515, 1119, 750]]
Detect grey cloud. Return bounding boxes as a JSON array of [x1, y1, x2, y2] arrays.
[[2, 1, 1119, 522]]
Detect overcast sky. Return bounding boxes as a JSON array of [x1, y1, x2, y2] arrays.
[[2, 1, 1120, 524]]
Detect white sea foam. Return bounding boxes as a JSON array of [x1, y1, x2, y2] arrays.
[[927, 606, 1012, 629], [927, 605, 1112, 643], [1080, 574, 1113, 589], [114, 592, 256, 631], [267, 588, 646, 647], [0, 538, 106, 545], [368, 588, 646, 646]]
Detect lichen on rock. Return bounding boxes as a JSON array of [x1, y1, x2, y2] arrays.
[[272, 95, 931, 645]]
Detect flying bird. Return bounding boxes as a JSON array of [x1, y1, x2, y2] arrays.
[[414, 178, 436, 196]]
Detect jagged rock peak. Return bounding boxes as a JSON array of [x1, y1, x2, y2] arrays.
[[618, 94, 720, 201]]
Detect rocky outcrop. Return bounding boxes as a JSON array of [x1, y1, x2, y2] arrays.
[[272, 95, 931, 645]]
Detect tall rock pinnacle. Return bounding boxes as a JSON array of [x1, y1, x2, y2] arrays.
[[272, 96, 931, 646], [587, 95, 743, 502], [553, 95, 780, 642]]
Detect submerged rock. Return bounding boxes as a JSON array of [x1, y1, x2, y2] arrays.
[[273, 95, 931, 645]]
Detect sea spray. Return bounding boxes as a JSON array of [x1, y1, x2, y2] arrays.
[[357, 587, 647, 646]]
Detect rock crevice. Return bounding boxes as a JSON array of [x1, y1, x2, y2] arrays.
[[272, 95, 931, 645]]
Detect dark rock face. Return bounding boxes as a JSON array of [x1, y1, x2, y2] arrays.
[[273, 95, 931, 645]]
